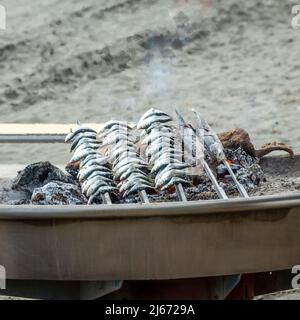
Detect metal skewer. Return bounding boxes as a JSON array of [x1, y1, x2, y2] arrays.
[[101, 192, 113, 205], [175, 109, 226, 201], [138, 189, 150, 204], [192, 109, 249, 199], [224, 160, 249, 198], [203, 161, 228, 200], [175, 183, 187, 202]]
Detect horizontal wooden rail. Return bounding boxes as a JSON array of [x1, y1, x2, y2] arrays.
[[0, 123, 101, 143], [0, 123, 135, 143]]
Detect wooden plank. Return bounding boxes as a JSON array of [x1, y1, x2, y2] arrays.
[[0, 123, 100, 143], [0, 123, 102, 135], [0, 123, 135, 143]]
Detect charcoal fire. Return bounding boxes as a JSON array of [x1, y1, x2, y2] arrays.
[[62, 108, 294, 204], [2, 108, 294, 206]]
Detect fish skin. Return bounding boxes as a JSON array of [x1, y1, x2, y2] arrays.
[[145, 135, 175, 147], [119, 168, 146, 181], [79, 164, 111, 177], [192, 109, 226, 161], [138, 108, 172, 128], [137, 115, 172, 130], [149, 148, 183, 164], [117, 173, 149, 188], [97, 124, 121, 140], [119, 176, 150, 193], [114, 163, 148, 180], [98, 124, 130, 141], [141, 131, 174, 145], [88, 186, 118, 204], [80, 154, 108, 168], [82, 172, 113, 184], [109, 147, 137, 161], [123, 182, 154, 197], [140, 124, 175, 137], [145, 138, 176, 157], [160, 177, 191, 191], [70, 148, 98, 163], [100, 120, 133, 132], [103, 130, 129, 141], [82, 176, 110, 195], [73, 141, 101, 153], [65, 125, 96, 142], [80, 158, 110, 170], [175, 109, 205, 167], [110, 141, 136, 153], [86, 180, 111, 198], [155, 163, 189, 178], [71, 138, 99, 152], [112, 151, 140, 167], [102, 133, 136, 148], [113, 157, 148, 172], [151, 160, 187, 175], [73, 143, 100, 153], [155, 169, 187, 187], [70, 145, 99, 162], [78, 165, 112, 182], [155, 163, 184, 177], [70, 133, 97, 151]]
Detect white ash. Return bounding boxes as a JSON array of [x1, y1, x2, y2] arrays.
[[120, 148, 264, 202], [220, 147, 265, 191], [12, 162, 75, 194], [31, 181, 87, 205]]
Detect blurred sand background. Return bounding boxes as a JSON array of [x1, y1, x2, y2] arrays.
[[0, 0, 299, 164]]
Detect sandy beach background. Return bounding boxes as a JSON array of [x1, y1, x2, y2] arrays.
[[0, 0, 299, 164]]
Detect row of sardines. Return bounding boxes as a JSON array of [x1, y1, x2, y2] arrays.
[[65, 108, 249, 204]]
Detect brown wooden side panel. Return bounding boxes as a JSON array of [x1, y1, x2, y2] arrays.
[[0, 207, 300, 281]]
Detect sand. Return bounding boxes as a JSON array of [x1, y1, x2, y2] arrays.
[[0, 0, 299, 165]]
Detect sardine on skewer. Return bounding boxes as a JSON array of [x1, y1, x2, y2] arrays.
[[66, 121, 116, 204], [100, 120, 153, 203], [192, 109, 249, 198], [175, 110, 228, 200], [138, 109, 190, 202], [65, 121, 97, 143]]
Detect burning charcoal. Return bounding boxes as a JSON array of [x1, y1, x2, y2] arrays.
[[216, 164, 227, 176], [31, 181, 87, 205], [231, 164, 242, 171], [12, 162, 75, 194], [10, 199, 31, 205], [225, 147, 258, 167], [122, 195, 140, 204], [248, 164, 265, 184], [65, 161, 80, 177]]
